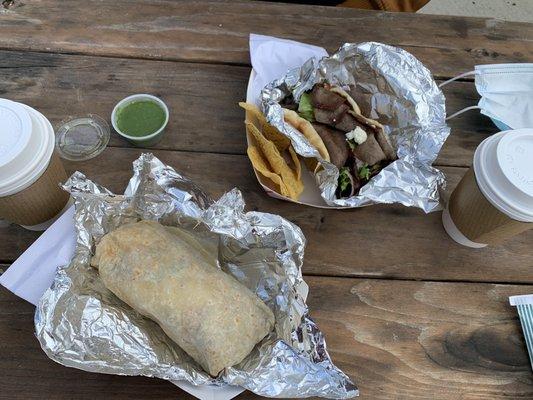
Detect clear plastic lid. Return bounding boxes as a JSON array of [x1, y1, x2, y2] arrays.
[[55, 114, 110, 161]]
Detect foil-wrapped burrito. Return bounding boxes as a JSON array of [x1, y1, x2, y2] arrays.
[[244, 37, 450, 212], [91, 220, 275, 376], [34, 154, 358, 398]]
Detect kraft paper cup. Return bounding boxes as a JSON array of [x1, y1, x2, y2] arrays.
[[0, 99, 70, 230], [111, 94, 169, 147], [443, 129, 533, 247]]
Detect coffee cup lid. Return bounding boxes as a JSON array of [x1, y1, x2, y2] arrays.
[[497, 130, 533, 198], [0, 99, 32, 169], [0, 99, 54, 197], [474, 129, 533, 222]]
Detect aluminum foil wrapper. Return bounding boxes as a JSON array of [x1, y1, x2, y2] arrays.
[[262, 42, 450, 212], [34, 154, 358, 399]]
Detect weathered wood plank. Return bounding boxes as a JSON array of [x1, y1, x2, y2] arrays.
[[0, 50, 498, 167], [1, 277, 532, 399], [0, 147, 531, 283], [0, 0, 531, 78]]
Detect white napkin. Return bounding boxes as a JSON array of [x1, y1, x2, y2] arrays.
[[248, 33, 328, 105], [0, 33, 321, 400], [0, 205, 76, 305]]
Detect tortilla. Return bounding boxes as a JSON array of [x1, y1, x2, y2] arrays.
[[239, 102, 291, 151], [246, 122, 304, 200], [330, 86, 362, 115], [91, 221, 275, 377], [283, 108, 330, 163]]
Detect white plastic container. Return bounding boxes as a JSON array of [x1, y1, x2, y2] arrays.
[[0, 99, 70, 230], [443, 129, 533, 247], [111, 94, 169, 147]]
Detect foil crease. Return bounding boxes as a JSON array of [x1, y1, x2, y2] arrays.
[[34, 154, 358, 399], [262, 42, 450, 212]]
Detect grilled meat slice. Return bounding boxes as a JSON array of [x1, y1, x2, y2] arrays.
[[311, 85, 346, 110], [313, 103, 350, 125], [352, 132, 387, 165], [312, 123, 350, 169]]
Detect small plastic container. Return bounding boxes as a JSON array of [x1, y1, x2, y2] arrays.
[[111, 94, 169, 147]]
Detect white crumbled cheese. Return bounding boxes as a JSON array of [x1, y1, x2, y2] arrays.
[[345, 126, 367, 145]]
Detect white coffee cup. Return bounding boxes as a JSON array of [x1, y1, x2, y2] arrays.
[[443, 129, 533, 247], [0, 99, 70, 230]]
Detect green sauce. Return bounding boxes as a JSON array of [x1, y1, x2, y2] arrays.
[[116, 100, 166, 137]]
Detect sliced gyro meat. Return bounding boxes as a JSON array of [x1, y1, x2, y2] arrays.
[[374, 128, 397, 160], [313, 103, 350, 126], [312, 123, 350, 169], [346, 85, 371, 117], [347, 110, 397, 161], [333, 112, 362, 132], [311, 85, 346, 110], [351, 132, 387, 165]]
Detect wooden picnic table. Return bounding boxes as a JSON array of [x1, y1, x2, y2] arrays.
[[0, 0, 532, 398]]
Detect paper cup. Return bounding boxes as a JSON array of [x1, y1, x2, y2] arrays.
[[0, 99, 70, 230], [443, 129, 533, 247]]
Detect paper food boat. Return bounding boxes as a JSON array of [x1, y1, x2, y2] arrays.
[[245, 70, 344, 209], [244, 34, 449, 213]]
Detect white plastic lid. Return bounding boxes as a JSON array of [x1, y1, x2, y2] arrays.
[[0, 99, 31, 168], [0, 100, 55, 196], [474, 129, 533, 222]]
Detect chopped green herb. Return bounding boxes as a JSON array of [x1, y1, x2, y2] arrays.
[[297, 93, 315, 122], [347, 140, 357, 150], [358, 164, 371, 180], [338, 167, 351, 193]]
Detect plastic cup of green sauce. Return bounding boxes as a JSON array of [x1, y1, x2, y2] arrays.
[[111, 94, 169, 147]]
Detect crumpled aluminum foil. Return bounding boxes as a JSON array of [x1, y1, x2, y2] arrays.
[[34, 154, 358, 399], [262, 42, 450, 212]]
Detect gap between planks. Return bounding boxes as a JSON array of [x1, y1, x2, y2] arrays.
[[101, 144, 473, 169], [2, 263, 533, 287], [0, 46, 475, 82]]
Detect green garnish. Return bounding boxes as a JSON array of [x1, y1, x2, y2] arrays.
[[297, 93, 315, 122], [338, 167, 351, 192], [358, 164, 371, 180], [347, 140, 357, 150]]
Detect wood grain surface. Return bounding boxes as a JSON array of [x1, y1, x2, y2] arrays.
[[0, 49, 498, 166], [0, 147, 531, 283], [0, 0, 531, 78], [1, 2, 532, 399], [1, 277, 532, 399]]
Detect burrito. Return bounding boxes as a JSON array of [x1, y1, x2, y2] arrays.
[[91, 220, 275, 376]]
